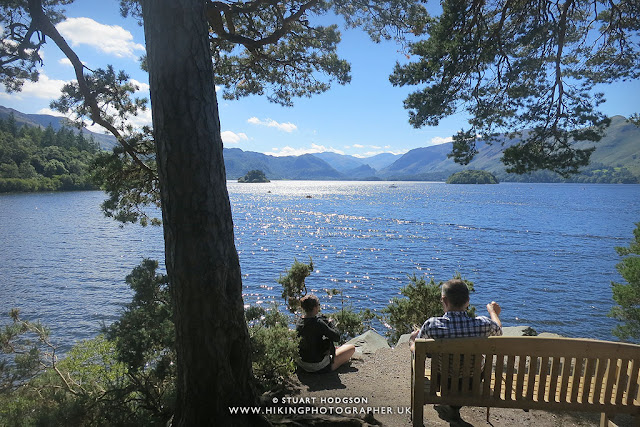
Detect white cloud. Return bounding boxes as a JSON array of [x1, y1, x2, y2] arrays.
[[126, 108, 153, 129], [265, 143, 344, 157], [36, 107, 66, 117], [352, 144, 364, 148], [430, 136, 454, 145], [37, 104, 153, 135], [56, 17, 145, 59], [0, 72, 68, 100], [35, 107, 108, 134], [58, 57, 88, 67], [130, 78, 150, 93], [353, 149, 409, 158], [54, 60, 149, 94], [247, 117, 297, 133], [221, 131, 249, 144], [88, 105, 152, 133]]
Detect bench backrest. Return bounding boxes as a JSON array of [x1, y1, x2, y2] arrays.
[[413, 336, 640, 414]]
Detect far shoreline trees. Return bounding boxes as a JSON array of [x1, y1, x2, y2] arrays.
[[0, 116, 99, 193]]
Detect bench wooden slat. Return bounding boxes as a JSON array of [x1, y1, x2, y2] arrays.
[[516, 354, 527, 401], [526, 356, 537, 401], [482, 355, 493, 398], [615, 359, 629, 406], [571, 357, 583, 404], [429, 352, 439, 397], [559, 357, 573, 402], [441, 352, 450, 396], [463, 353, 473, 392], [472, 353, 483, 397], [505, 355, 516, 401], [494, 354, 505, 400], [549, 356, 562, 402], [451, 352, 461, 395], [604, 358, 617, 405], [594, 359, 616, 403], [583, 358, 597, 404], [594, 358, 609, 404], [630, 360, 640, 405], [538, 356, 550, 403]]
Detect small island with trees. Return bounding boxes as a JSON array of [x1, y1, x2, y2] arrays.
[[446, 170, 499, 184], [238, 169, 270, 183]]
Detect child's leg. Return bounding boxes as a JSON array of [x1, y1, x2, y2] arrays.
[[331, 344, 356, 370]]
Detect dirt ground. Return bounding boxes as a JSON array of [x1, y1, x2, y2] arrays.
[[281, 340, 634, 427]]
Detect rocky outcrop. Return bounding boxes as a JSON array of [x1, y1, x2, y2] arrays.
[[346, 330, 390, 355]]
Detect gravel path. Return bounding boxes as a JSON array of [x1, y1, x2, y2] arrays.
[[285, 340, 633, 427]]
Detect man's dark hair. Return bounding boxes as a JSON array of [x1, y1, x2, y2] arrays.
[[442, 279, 470, 309]]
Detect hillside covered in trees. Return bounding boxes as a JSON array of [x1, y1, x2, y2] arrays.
[[0, 114, 100, 192]]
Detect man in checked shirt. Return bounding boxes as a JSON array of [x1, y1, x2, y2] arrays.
[[409, 278, 503, 423]]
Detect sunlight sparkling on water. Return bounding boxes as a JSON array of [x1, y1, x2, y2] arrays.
[[1, 181, 639, 349]]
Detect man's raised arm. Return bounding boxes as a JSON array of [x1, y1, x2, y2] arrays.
[[487, 301, 502, 329]]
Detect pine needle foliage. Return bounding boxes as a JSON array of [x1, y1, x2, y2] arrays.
[[610, 222, 640, 343]]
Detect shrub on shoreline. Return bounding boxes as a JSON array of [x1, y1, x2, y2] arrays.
[[383, 274, 475, 344]]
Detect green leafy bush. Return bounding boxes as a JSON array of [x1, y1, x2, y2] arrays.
[[0, 314, 138, 426], [384, 274, 475, 344], [325, 289, 376, 343], [0, 260, 176, 426], [104, 259, 176, 423], [247, 304, 299, 392]]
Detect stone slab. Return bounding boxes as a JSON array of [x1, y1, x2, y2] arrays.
[[346, 330, 390, 354]]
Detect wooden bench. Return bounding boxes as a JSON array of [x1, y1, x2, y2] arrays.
[[411, 336, 640, 427]]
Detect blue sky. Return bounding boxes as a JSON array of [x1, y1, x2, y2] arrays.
[[1, 0, 639, 159]]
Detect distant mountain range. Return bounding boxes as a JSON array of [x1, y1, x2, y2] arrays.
[[224, 115, 640, 182], [3, 106, 638, 182]]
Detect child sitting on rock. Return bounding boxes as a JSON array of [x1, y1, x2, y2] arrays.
[[296, 294, 356, 373]]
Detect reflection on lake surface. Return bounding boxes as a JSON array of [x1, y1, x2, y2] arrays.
[[1, 181, 639, 349]]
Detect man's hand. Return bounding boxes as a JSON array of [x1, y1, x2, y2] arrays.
[[486, 301, 502, 328], [486, 301, 501, 316], [409, 329, 420, 353]]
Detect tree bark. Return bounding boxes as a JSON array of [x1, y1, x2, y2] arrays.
[[140, 1, 261, 425]]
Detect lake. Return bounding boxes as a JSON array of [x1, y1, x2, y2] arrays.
[[0, 181, 639, 350]]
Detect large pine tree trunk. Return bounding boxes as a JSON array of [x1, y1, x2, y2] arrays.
[[140, 1, 260, 424]]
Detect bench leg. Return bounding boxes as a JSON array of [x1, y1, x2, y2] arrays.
[[486, 407, 490, 423], [600, 412, 618, 427], [412, 349, 426, 427], [412, 405, 423, 427]]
